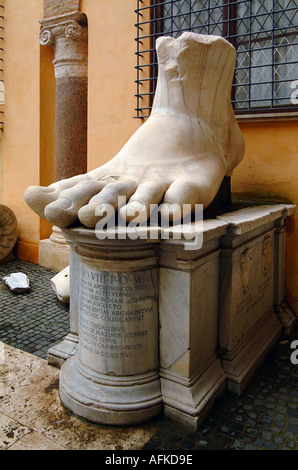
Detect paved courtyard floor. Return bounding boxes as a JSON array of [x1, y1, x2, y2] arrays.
[[0, 259, 297, 451]]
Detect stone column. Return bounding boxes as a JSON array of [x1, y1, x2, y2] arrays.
[[38, 11, 88, 272], [47, 241, 80, 368], [39, 12, 88, 180], [59, 228, 162, 425]]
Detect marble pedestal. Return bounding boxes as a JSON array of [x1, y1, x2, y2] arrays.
[[39, 226, 70, 272], [217, 204, 296, 395], [47, 237, 78, 367], [58, 228, 162, 425], [273, 216, 297, 336], [49, 204, 295, 428], [158, 220, 228, 429]]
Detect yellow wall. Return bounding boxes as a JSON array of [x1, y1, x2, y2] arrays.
[[1, 0, 43, 263], [39, 44, 55, 241], [233, 121, 298, 312], [81, 0, 144, 172]]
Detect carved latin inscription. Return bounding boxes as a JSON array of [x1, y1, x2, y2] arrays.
[[79, 262, 158, 376]]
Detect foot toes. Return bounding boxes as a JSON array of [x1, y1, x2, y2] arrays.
[[159, 179, 201, 223], [119, 181, 168, 223], [24, 174, 91, 218], [24, 185, 60, 218], [44, 180, 105, 228], [159, 202, 189, 224], [78, 178, 138, 228]]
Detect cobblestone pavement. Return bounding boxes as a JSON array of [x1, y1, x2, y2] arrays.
[[0, 259, 297, 451], [0, 260, 70, 359], [144, 330, 298, 450]]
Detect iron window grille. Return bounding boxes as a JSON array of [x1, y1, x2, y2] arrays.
[[134, 0, 298, 118]]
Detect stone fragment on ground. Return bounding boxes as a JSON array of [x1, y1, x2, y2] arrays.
[[3, 272, 30, 293], [50, 266, 70, 303]]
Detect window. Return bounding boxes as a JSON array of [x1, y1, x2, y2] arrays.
[[135, 0, 298, 118]]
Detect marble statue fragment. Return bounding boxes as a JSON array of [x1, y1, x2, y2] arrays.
[[3, 272, 30, 293], [24, 32, 245, 228], [50, 266, 70, 303], [0, 205, 18, 262]]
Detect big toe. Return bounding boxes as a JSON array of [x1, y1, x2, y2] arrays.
[[24, 174, 92, 219], [24, 185, 59, 218], [44, 180, 106, 228], [44, 198, 74, 228]]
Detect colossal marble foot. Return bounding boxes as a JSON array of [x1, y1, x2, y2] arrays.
[[25, 32, 245, 229]]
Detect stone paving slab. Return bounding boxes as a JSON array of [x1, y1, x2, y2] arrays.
[[0, 260, 297, 451], [0, 342, 156, 450]]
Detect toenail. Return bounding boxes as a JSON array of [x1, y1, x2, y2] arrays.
[[98, 175, 123, 182], [54, 198, 72, 210]]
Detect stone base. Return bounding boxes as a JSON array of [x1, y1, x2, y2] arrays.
[[221, 310, 282, 395], [217, 204, 295, 396], [47, 333, 78, 368], [160, 358, 226, 430], [39, 238, 70, 272], [52, 204, 294, 428], [275, 301, 297, 337], [59, 355, 162, 426]]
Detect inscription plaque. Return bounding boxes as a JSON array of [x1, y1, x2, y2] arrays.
[[79, 261, 158, 376]]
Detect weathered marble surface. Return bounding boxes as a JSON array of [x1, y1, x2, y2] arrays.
[[59, 231, 162, 425], [25, 32, 245, 229], [3, 272, 30, 293], [159, 234, 226, 429], [218, 204, 296, 394], [51, 266, 70, 303], [47, 204, 295, 428], [0, 205, 18, 263]]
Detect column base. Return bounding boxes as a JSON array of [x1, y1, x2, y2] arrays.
[[47, 333, 78, 368], [221, 310, 282, 395], [59, 355, 163, 426], [39, 238, 70, 272], [275, 301, 297, 337], [160, 358, 226, 430]]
